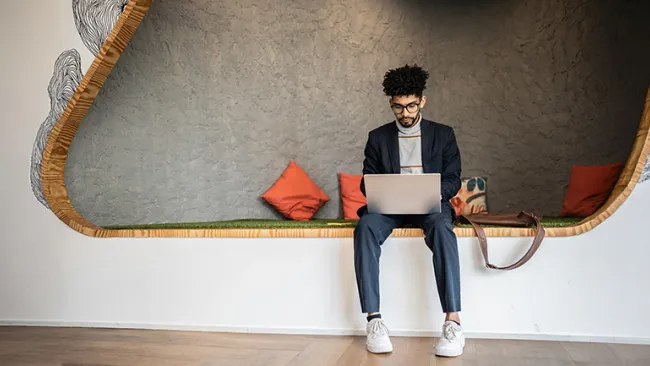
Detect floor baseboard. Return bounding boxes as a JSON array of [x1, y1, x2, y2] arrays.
[[1, 320, 649, 345]]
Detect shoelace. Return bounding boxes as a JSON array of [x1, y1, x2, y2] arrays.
[[367, 320, 389, 339], [443, 322, 460, 342]]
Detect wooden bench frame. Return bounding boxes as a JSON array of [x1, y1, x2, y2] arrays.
[[40, 0, 650, 238]]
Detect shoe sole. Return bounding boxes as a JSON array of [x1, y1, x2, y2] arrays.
[[435, 348, 463, 357], [435, 336, 465, 357], [367, 344, 393, 354], [435, 342, 465, 358]]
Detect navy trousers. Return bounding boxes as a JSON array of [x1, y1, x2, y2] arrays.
[[353, 204, 461, 314]]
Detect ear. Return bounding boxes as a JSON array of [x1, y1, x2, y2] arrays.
[[420, 95, 427, 108]]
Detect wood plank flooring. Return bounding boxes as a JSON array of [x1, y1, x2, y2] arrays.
[[0, 326, 648, 365]]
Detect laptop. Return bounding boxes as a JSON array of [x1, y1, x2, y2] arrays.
[[364, 173, 442, 215]]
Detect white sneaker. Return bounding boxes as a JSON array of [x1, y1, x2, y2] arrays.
[[435, 320, 465, 357], [365, 318, 393, 353]]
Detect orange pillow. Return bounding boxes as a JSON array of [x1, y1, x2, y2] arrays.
[[560, 163, 622, 217], [338, 173, 367, 219], [261, 160, 330, 221]]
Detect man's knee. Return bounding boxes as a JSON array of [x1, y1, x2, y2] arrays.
[[354, 213, 393, 246], [422, 213, 454, 233], [355, 214, 386, 233], [422, 214, 457, 253]]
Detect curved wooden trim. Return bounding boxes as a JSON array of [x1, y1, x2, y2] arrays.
[[41, 0, 153, 236], [40, 0, 650, 239]]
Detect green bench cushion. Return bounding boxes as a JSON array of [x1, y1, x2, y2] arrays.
[[104, 217, 584, 230]]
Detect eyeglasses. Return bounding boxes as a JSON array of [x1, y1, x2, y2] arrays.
[[391, 101, 421, 114]]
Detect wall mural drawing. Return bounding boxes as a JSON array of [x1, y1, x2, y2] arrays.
[[30, 0, 127, 208], [73, 0, 129, 56], [30, 49, 83, 208]]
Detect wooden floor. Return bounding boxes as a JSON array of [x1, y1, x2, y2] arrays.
[[1, 327, 649, 366]]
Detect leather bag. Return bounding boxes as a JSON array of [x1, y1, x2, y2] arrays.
[[457, 211, 545, 270]]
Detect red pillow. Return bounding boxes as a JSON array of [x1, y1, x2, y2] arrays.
[[338, 173, 367, 219], [560, 163, 623, 217], [261, 160, 330, 221]]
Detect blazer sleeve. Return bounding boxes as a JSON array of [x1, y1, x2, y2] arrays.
[[441, 127, 462, 202], [360, 131, 381, 197]]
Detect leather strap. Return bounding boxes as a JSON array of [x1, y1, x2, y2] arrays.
[[461, 212, 545, 270]]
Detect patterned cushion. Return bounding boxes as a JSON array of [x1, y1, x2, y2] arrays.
[[451, 177, 488, 216]]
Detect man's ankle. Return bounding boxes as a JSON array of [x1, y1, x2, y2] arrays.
[[445, 312, 461, 325], [367, 313, 381, 322]]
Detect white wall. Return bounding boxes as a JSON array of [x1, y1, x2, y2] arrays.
[[1, 0, 649, 345]]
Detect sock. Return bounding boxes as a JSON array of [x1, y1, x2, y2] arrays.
[[367, 313, 381, 322], [449, 320, 461, 326]]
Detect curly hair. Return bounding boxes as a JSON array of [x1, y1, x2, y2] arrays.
[[382, 64, 429, 97]]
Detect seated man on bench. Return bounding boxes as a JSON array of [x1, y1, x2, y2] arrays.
[[354, 64, 464, 357]]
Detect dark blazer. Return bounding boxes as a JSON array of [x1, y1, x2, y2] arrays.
[[357, 118, 462, 219]]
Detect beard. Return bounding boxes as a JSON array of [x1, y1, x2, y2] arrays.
[[398, 112, 419, 128]]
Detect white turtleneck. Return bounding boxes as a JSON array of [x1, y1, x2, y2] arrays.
[[396, 114, 423, 174]]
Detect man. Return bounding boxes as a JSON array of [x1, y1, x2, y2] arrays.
[[354, 64, 464, 357]]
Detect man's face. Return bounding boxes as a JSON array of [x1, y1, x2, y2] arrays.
[[390, 94, 426, 128]]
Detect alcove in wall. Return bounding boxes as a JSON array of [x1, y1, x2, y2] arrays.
[[39, 0, 650, 238]]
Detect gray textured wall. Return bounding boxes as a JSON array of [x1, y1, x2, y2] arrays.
[[65, 0, 650, 226]]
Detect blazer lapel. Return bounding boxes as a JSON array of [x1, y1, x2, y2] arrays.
[[388, 123, 400, 174], [420, 119, 433, 173]]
